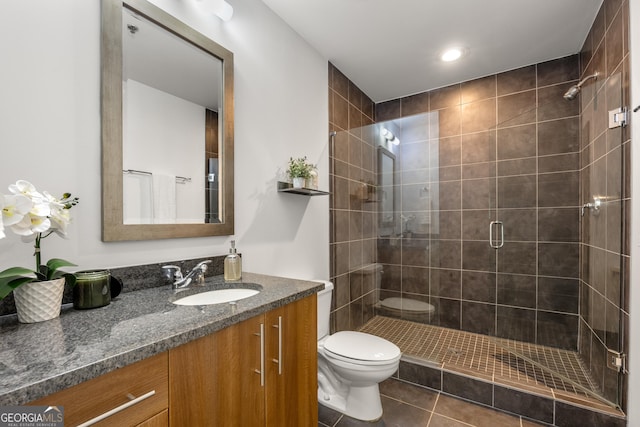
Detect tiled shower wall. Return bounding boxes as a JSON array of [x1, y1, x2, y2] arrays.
[[329, 54, 585, 348], [373, 56, 583, 350], [578, 0, 630, 407], [328, 64, 378, 332]]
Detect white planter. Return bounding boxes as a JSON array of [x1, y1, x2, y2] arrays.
[[13, 278, 65, 323], [292, 177, 306, 189]]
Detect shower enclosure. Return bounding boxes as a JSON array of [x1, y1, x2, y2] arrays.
[[328, 60, 627, 412]]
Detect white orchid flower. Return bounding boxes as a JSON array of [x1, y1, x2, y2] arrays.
[[44, 191, 71, 235], [1, 194, 33, 240], [8, 180, 46, 204], [4, 181, 51, 236], [11, 213, 52, 236], [2, 194, 32, 227]]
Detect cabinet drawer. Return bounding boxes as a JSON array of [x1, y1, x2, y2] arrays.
[[136, 409, 168, 427], [31, 352, 168, 427]]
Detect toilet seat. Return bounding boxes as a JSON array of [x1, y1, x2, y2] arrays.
[[323, 331, 401, 365]]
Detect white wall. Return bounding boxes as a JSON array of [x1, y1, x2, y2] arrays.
[[0, 0, 329, 281], [123, 79, 205, 224], [628, 0, 639, 424]]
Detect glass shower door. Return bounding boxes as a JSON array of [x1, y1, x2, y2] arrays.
[[579, 69, 627, 408]]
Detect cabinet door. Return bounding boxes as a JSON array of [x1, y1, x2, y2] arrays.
[[265, 295, 318, 427], [169, 315, 265, 427]]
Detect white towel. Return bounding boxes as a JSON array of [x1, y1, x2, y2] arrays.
[[152, 174, 176, 223], [123, 173, 153, 224]]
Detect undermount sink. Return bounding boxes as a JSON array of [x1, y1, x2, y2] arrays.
[[172, 288, 260, 306]]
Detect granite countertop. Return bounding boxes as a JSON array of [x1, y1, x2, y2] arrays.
[[0, 272, 323, 405]]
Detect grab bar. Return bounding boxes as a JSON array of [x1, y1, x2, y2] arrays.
[[489, 221, 504, 249]]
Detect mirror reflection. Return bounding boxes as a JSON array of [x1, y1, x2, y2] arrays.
[[122, 7, 221, 224], [377, 146, 396, 236], [102, 0, 234, 241]]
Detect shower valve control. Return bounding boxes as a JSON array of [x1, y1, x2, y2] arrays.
[[581, 197, 602, 217]]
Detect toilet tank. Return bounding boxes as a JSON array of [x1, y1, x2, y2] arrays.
[[315, 280, 333, 339]]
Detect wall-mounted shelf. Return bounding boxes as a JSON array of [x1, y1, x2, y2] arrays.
[[277, 181, 330, 196]]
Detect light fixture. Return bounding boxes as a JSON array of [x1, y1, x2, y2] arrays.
[[196, 0, 234, 21], [381, 128, 400, 145], [441, 48, 463, 62]]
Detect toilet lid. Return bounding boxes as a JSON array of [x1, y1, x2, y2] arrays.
[[379, 297, 434, 313], [324, 331, 401, 362]]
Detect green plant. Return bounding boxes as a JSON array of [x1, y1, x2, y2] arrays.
[[287, 157, 314, 179], [0, 180, 79, 299]]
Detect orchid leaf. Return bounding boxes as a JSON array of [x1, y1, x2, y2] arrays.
[[0, 268, 36, 300], [0, 267, 35, 279], [42, 258, 77, 280]]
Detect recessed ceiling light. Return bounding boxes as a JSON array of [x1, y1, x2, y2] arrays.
[[441, 48, 463, 62]]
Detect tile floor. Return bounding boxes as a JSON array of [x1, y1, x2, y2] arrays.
[[358, 316, 609, 407], [318, 378, 542, 427]]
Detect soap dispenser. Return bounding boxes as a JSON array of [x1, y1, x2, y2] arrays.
[[224, 240, 242, 281]]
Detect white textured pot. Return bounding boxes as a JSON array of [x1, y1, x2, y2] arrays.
[[13, 278, 65, 323], [292, 177, 305, 189]]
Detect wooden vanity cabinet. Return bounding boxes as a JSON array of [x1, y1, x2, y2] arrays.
[[169, 295, 318, 427], [264, 297, 318, 426], [31, 352, 168, 427]]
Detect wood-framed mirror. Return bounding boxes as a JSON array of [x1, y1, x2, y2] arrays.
[[101, 0, 234, 241]]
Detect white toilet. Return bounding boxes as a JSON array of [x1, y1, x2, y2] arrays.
[[316, 281, 401, 421]]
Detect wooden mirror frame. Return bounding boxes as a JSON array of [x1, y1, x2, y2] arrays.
[[101, 0, 234, 241]]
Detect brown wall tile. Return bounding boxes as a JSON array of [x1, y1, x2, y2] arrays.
[[497, 90, 536, 127], [461, 75, 496, 104], [401, 92, 429, 116], [496, 124, 536, 160], [430, 84, 461, 110], [461, 131, 496, 164], [462, 271, 496, 303], [497, 65, 536, 96], [376, 99, 401, 121], [537, 118, 580, 155], [537, 55, 580, 87], [496, 306, 536, 342], [461, 98, 497, 134]]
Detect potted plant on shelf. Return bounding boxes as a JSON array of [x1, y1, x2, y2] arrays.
[[0, 180, 79, 323], [287, 157, 314, 189]]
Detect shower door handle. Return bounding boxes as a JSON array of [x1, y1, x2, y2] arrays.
[[489, 221, 504, 249]]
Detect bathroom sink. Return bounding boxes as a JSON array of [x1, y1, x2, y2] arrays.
[[172, 288, 260, 306]]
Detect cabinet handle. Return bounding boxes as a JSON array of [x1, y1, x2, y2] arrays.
[[76, 390, 156, 427], [254, 323, 265, 387], [272, 316, 283, 375]]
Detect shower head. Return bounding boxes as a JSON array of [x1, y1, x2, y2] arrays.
[[563, 85, 581, 100], [563, 72, 599, 100]]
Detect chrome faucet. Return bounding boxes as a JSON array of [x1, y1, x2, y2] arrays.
[[162, 260, 212, 290]]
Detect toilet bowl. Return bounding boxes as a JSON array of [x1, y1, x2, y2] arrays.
[[316, 281, 401, 421]]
